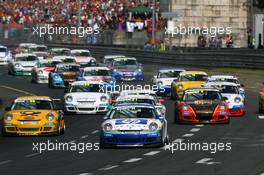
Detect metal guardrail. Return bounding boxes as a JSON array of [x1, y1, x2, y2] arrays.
[[4, 43, 264, 69]]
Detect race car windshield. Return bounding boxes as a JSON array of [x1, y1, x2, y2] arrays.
[[183, 91, 221, 101], [12, 100, 54, 110], [111, 107, 157, 119], [84, 70, 110, 76], [118, 99, 156, 105], [52, 50, 71, 56], [0, 48, 7, 52], [180, 74, 208, 81], [113, 59, 137, 67], [70, 84, 101, 93], [39, 62, 54, 67], [158, 71, 180, 78], [31, 47, 47, 52], [56, 65, 80, 72], [220, 85, 239, 94], [15, 56, 37, 61], [71, 52, 91, 57]]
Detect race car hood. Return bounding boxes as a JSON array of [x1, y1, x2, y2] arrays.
[[65, 92, 108, 102], [8, 110, 57, 120], [158, 78, 175, 86], [186, 100, 220, 114], [33, 52, 47, 57], [59, 72, 78, 79], [14, 61, 37, 67], [75, 57, 95, 63], [114, 65, 139, 72], [107, 118, 160, 131], [180, 81, 205, 90], [84, 76, 112, 81], [0, 52, 6, 58]]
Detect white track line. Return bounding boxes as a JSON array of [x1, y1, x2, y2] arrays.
[[190, 128, 200, 132], [258, 116, 264, 119], [196, 158, 213, 164], [144, 151, 161, 156], [0, 85, 36, 96], [0, 160, 12, 165], [91, 130, 99, 134], [24, 153, 40, 158], [172, 138, 184, 143], [80, 135, 89, 139], [123, 158, 142, 163], [98, 165, 119, 171], [78, 173, 93, 175], [195, 124, 204, 127], [183, 133, 194, 137]]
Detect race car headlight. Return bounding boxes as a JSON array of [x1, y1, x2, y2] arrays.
[[158, 81, 163, 86], [234, 97, 241, 103], [14, 63, 21, 68], [100, 95, 107, 102], [219, 105, 226, 110], [4, 114, 13, 121], [54, 75, 60, 79], [149, 122, 159, 131], [178, 84, 183, 89], [182, 104, 188, 111], [66, 96, 73, 102], [46, 113, 55, 121], [37, 70, 43, 75], [103, 123, 113, 132], [138, 69, 142, 72]]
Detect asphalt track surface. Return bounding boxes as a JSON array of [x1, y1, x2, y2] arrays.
[[0, 64, 263, 175]]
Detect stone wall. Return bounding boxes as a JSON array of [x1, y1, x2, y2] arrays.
[[169, 0, 251, 48]]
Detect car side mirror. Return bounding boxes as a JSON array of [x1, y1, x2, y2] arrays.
[[173, 78, 178, 82], [241, 84, 245, 88], [5, 107, 11, 111], [153, 75, 157, 79], [64, 88, 69, 93], [158, 115, 164, 120], [107, 105, 113, 110], [159, 98, 165, 105], [222, 97, 228, 101]]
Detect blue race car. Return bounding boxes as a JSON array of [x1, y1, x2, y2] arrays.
[[100, 103, 169, 148], [110, 57, 144, 81], [152, 68, 185, 96], [48, 63, 81, 88]]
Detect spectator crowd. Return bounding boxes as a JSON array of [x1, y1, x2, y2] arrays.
[[0, 0, 166, 32]]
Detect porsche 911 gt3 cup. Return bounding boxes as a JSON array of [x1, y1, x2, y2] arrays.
[[152, 68, 185, 96], [8, 53, 39, 76], [77, 67, 112, 82], [205, 82, 245, 116], [31, 59, 62, 83], [0, 45, 12, 65], [70, 49, 96, 67], [110, 57, 144, 81], [100, 103, 168, 147], [115, 94, 166, 116], [48, 48, 71, 58], [103, 55, 126, 67], [207, 75, 245, 98], [64, 81, 111, 114], [28, 44, 48, 59], [48, 63, 81, 88]]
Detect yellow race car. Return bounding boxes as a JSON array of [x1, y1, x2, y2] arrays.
[[171, 71, 208, 100], [2, 96, 65, 136]]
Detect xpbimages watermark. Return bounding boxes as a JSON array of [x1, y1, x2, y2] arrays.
[[165, 24, 232, 37], [32, 140, 100, 154], [33, 24, 100, 38]]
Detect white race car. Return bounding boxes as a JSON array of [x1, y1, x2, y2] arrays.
[[8, 53, 39, 76], [70, 49, 96, 67], [152, 68, 185, 96], [116, 94, 166, 116], [31, 59, 62, 83], [29, 44, 48, 59], [78, 67, 112, 82], [100, 103, 169, 147], [64, 81, 111, 114], [15, 43, 37, 54], [205, 81, 245, 116], [207, 75, 245, 98], [0, 45, 12, 65], [52, 56, 77, 63]]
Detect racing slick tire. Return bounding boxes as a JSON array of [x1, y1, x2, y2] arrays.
[[259, 102, 263, 114]]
